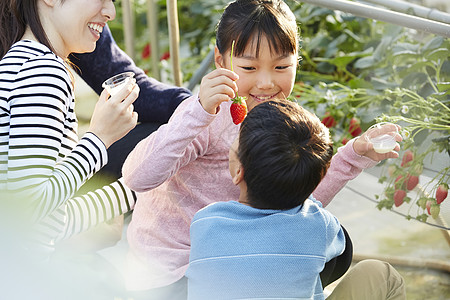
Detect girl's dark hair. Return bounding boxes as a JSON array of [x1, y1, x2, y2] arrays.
[[216, 0, 298, 58], [0, 0, 55, 58], [238, 99, 333, 210]]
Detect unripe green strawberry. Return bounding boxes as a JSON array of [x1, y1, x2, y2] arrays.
[[230, 96, 247, 125], [430, 204, 440, 219], [417, 197, 427, 210], [393, 190, 406, 207], [406, 175, 419, 191], [436, 184, 448, 204]]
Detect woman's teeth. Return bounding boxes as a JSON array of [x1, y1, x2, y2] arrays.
[[88, 23, 103, 33]]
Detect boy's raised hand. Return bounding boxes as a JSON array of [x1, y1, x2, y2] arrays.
[[353, 123, 403, 161], [198, 68, 239, 115]]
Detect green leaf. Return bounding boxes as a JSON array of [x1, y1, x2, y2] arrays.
[[400, 72, 428, 88], [421, 36, 444, 52], [428, 48, 450, 63], [437, 82, 450, 92], [354, 56, 376, 69], [397, 61, 434, 78]]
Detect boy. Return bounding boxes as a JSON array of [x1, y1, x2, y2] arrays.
[[186, 99, 344, 299]]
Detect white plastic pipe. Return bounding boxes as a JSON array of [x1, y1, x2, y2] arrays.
[[301, 0, 450, 37], [362, 0, 450, 24]]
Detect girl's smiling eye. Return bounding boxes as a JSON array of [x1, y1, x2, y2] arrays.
[[241, 66, 255, 71], [276, 65, 290, 70]]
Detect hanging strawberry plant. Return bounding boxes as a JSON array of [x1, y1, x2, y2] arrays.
[[290, 4, 449, 225]]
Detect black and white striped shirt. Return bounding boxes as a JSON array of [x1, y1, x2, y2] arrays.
[[0, 40, 135, 251]]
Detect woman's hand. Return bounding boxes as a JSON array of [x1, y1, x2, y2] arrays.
[[353, 123, 403, 161], [198, 68, 239, 114], [88, 79, 139, 148]]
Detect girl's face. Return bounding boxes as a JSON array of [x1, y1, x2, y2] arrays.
[[215, 35, 298, 112], [43, 0, 115, 57]]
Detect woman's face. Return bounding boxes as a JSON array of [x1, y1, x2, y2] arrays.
[[44, 0, 115, 57], [215, 35, 298, 112]]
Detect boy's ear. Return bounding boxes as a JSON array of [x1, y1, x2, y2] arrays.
[[232, 164, 245, 185], [214, 46, 225, 69]]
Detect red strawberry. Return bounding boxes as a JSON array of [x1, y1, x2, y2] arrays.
[[401, 150, 414, 167], [160, 51, 170, 61], [230, 96, 247, 125], [342, 137, 349, 145], [348, 117, 362, 137], [436, 184, 448, 204], [321, 112, 337, 128], [406, 175, 419, 191], [142, 43, 151, 59], [393, 190, 406, 207]]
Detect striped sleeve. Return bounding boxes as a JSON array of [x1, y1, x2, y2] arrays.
[[5, 53, 107, 222], [34, 178, 136, 246]]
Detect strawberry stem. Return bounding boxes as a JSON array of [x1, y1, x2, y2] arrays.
[[230, 40, 239, 99]]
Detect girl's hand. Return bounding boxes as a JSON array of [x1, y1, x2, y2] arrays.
[[353, 123, 403, 161], [88, 80, 139, 148], [198, 68, 239, 114]]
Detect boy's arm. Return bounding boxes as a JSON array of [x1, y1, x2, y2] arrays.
[[70, 25, 192, 123], [313, 138, 378, 207]]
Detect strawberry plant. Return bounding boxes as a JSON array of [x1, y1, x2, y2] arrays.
[[289, 5, 449, 224]]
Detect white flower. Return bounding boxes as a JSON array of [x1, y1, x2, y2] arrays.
[[325, 90, 336, 104], [401, 105, 409, 114], [424, 117, 430, 123]]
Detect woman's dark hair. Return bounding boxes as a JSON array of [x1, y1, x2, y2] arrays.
[[238, 99, 333, 210], [0, 0, 55, 58], [216, 0, 298, 58]]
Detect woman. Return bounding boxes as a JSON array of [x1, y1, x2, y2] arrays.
[[0, 0, 138, 253]]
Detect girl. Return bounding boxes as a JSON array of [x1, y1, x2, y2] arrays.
[[0, 0, 139, 252], [122, 0, 401, 296]]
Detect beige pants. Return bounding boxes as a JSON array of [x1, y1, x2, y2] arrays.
[[327, 259, 406, 300]]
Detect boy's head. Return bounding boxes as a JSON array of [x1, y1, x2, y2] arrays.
[[229, 99, 333, 210], [214, 0, 299, 111]]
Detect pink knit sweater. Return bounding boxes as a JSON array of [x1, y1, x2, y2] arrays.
[[122, 95, 376, 290]]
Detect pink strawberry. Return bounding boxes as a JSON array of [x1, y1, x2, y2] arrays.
[[436, 184, 448, 204], [230, 96, 247, 125], [394, 190, 406, 207], [406, 175, 419, 191], [401, 150, 414, 167], [426, 200, 432, 215]]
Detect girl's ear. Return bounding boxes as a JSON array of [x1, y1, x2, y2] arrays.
[[214, 45, 225, 69], [231, 164, 245, 185]]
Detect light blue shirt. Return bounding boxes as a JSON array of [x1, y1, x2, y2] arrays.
[[186, 197, 345, 300]]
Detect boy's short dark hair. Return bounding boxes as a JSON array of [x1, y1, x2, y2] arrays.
[[238, 99, 333, 210]]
